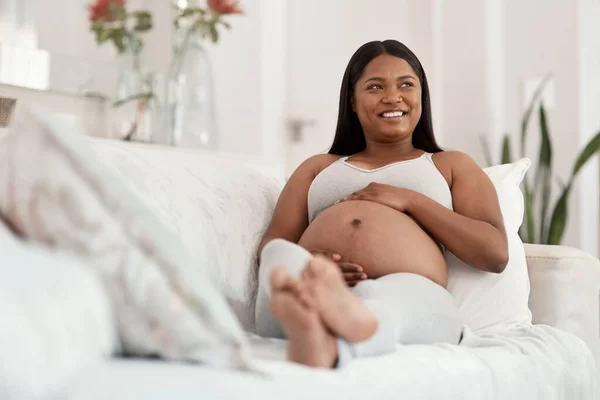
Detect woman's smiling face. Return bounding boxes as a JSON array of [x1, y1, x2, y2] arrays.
[[352, 54, 422, 144]]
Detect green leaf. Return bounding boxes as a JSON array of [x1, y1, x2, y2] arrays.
[[91, 20, 104, 32], [134, 19, 152, 31], [501, 134, 512, 164], [97, 28, 114, 44], [537, 103, 552, 167], [220, 20, 231, 29], [544, 129, 600, 245], [209, 24, 219, 43], [181, 8, 198, 18], [523, 182, 536, 243], [108, 1, 126, 21], [133, 11, 151, 19], [520, 74, 552, 158], [133, 11, 152, 31], [479, 135, 493, 167], [111, 29, 127, 53], [536, 103, 553, 242], [547, 184, 571, 245], [572, 130, 600, 177]]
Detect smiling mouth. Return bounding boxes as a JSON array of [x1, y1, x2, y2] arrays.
[[379, 111, 407, 119]]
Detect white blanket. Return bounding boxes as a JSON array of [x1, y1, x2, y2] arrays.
[[67, 325, 596, 400], [248, 325, 597, 399]]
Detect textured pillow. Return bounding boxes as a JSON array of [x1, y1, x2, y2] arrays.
[[0, 218, 116, 399], [447, 157, 533, 331], [88, 140, 284, 334], [0, 104, 251, 369]]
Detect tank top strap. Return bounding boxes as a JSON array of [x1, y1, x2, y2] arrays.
[[422, 152, 436, 164]]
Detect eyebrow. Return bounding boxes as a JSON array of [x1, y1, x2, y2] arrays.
[[364, 75, 416, 83]]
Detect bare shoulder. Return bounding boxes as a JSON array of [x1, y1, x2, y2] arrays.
[[432, 151, 482, 187], [432, 150, 474, 165], [290, 153, 343, 180]]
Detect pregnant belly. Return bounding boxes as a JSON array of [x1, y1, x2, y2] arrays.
[[298, 201, 448, 287]]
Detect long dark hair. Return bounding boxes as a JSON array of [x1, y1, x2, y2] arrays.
[[329, 40, 442, 155]]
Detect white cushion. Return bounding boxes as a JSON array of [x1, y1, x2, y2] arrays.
[[88, 139, 284, 333], [447, 158, 533, 331], [0, 219, 116, 399], [0, 104, 251, 368]]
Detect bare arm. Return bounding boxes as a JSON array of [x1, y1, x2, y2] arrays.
[[257, 155, 334, 261], [407, 151, 508, 273]]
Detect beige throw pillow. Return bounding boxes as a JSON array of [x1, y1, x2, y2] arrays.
[[0, 104, 251, 369]]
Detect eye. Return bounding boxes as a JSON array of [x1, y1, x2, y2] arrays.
[[400, 82, 414, 88], [368, 84, 383, 90]]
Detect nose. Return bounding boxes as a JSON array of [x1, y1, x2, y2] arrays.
[[382, 89, 402, 104]]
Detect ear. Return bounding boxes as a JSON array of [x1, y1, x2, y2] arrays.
[[350, 93, 356, 112]]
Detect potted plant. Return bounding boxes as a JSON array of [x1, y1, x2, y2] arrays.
[[481, 76, 600, 245]]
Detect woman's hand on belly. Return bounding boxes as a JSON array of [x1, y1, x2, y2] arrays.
[[336, 182, 415, 213], [306, 248, 368, 287]]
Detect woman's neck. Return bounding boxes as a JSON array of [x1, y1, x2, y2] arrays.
[[362, 138, 417, 159]]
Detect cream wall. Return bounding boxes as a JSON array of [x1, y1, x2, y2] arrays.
[[1, 0, 598, 254], [9, 0, 274, 164]]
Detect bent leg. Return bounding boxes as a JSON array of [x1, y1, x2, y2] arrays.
[[255, 239, 313, 338], [337, 273, 463, 367]]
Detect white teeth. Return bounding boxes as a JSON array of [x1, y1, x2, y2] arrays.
[[381, 111, 405, 118]]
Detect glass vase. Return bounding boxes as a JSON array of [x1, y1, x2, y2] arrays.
[[167, 27, 218, 149], [113, 37, 155, 142]]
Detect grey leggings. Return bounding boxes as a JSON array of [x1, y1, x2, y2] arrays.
[[255, 239, 463, 367]]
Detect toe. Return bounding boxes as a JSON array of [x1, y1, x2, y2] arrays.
[[306, 256, 329, 279], [270, 292, 317, 332], [270, 267, 298, 292]]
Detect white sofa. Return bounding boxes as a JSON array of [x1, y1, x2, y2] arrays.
[[2, 136, 599, 399]]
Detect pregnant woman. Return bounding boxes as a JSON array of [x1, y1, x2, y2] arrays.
[[255, 40, 509, 368]]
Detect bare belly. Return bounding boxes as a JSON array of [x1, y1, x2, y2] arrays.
[[298, 201, 448, 287]]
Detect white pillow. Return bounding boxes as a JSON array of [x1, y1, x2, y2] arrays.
[[0, 104, 251, 369], [88, 140, 284, 334], [446, 157, 533, 331], [0, 219, 116, 399]]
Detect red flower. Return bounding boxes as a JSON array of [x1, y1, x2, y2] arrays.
[[89, 0, 125, 22], [207, 0, 243, 15]]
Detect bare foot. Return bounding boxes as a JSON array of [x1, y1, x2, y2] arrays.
[[270, 272, 338, 368], [270, 266, 300, 293], [302, 256, 378, 343]]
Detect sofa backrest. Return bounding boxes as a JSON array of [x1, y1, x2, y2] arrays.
[[89, 138, 284, 332]]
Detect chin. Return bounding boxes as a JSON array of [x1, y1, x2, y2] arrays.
[[380, 129, 411, 141]]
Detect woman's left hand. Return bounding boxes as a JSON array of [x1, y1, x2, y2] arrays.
[[335, 182, 416, 213]]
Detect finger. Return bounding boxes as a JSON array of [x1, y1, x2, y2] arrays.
[[343, 272, 365, 281], [344, 272, 367, 281], [322, 251, 341, 261], [345, 194, 363, 201], [339, 263, 363, 273], [310, 249, 341, 262], [334, 194, 358, 204]]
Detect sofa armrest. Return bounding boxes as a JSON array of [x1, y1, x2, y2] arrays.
[[525, 243, 600, 366]]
